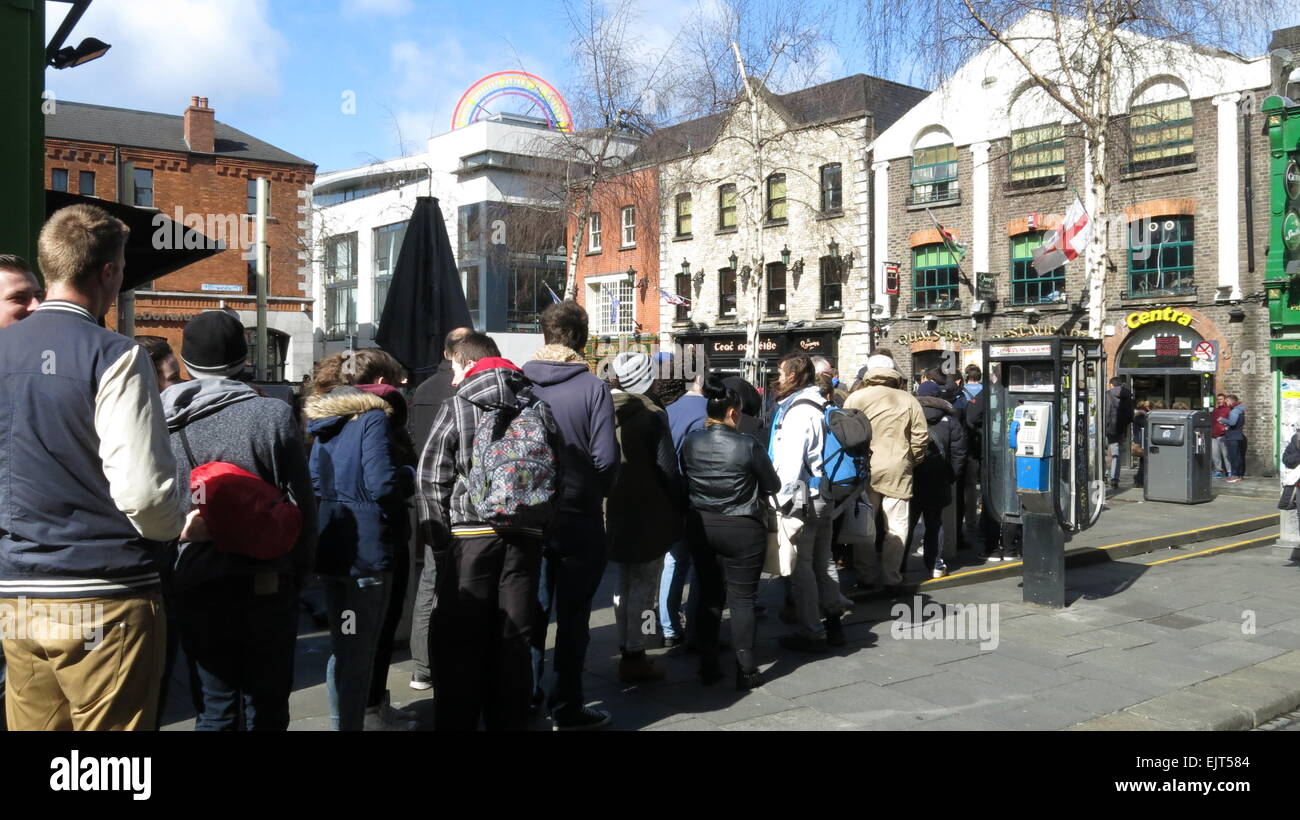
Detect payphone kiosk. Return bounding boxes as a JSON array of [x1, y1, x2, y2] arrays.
[[983, 336, 1107, 607]]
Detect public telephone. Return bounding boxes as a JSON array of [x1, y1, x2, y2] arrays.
[[1010, 402, 1053, 495], [982, 336, 1107, 607]]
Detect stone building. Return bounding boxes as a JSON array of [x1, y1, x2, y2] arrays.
[[569, 74, 928, 382], [869, 13, 1278, 474]]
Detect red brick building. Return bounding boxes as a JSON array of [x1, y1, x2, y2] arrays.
[[568, 166, 661, 346], [44, 97, 316, 380]]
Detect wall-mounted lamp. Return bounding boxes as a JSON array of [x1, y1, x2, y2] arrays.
[[923, 314, 938, 328], [728, 251, 739, 270], [1024, 306, 1041, 323], [781, 245, 792, 268], [829, 238, 839, 259]]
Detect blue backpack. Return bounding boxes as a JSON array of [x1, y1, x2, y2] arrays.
[[780, 398, 873, 505]]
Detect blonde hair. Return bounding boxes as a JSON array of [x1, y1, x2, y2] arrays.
[[38, 204, 129, 288]]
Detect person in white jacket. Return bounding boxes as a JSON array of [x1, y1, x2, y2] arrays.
[[767, 354, 845, 652]]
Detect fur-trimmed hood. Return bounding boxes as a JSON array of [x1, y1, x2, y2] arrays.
[[861, 367, 906, 388], [530, 343, 585, 364], [305, 386, 393, 440]]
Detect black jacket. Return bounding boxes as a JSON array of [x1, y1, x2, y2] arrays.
[[681, 424, 781, 518], [914, 396, 968, 508], [1106, 384, 1135, 443], [1283, 430, 1300, 470], [410, 359, 455, 454], [608, 391, 686, 563]]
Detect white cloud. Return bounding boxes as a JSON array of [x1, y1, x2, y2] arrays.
[[44, 0, 285, 114], [341, 0, 414, 17]]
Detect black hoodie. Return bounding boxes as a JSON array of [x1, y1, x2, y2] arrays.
[[914, 395, 968, 506]]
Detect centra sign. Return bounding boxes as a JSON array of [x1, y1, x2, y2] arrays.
[[1126, 306, 1195, 329]]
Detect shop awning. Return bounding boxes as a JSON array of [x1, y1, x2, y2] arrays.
[[45, 191, 223, 292]]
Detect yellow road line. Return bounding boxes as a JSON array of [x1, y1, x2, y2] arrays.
[[1144, 533, 1279, 566], [922, 513, 1277, 585]]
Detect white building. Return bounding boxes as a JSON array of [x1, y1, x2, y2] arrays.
[[311, 113, 626, 366]]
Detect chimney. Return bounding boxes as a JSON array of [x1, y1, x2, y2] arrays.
[[184, 95, 215, 153]]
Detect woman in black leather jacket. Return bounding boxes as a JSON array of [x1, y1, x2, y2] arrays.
[[681, 376, 781, 690]]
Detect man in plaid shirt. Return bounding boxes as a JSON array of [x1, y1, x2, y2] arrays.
[[417, 332, 548, 730]]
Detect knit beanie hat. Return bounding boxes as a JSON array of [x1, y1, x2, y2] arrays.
[[613, 351, 654, 395], [181, 310, 248, 378]]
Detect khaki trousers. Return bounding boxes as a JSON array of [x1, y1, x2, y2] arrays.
[[0, 592, 166, 731], [855, 492, 910, 586]]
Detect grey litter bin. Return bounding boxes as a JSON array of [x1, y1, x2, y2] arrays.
[[1143, 410, 1214, 504]]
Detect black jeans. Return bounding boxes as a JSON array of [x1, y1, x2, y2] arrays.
[[173, 574, 299, 731], [410, 543, 437, 680], [688, 511, 766, 673], [430, 532, 542, 731], [368, 535, 410, 708], [531, 512, 608, 717], [907, 504, 944, 572]]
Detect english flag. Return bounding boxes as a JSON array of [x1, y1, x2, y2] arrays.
[[660, 288, 690, 307], [1032, 195, 1091, 274]]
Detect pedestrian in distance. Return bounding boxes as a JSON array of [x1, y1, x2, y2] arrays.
[[608, 352, 687, 683], [910, 377, 968, 579], [681, 376, 781, 689], [768, 354, 846, 653], [161, 311, 318, 731], [659, 369, 708, 648], [407, 326, 473, 693], [520, 301, 619, 730], [418, 333, 558, 731], [1223, 394, 1247, 482], [1105, 377, 1135, 489], [1211, 393, 1230, 478], [843, 360, 929, 590], [305, 350, 416, 731], [0, 204, 186, 730]]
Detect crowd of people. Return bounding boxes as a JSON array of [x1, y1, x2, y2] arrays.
[[0, 204, 1036, 733]]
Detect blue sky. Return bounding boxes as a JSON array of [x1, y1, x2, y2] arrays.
[[43, 0, 1300, 174]]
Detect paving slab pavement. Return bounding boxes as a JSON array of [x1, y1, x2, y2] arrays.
[[158, 492, 1300, 731]]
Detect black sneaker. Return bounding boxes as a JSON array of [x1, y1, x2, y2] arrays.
[[409, 673, 433, 691], [551, 706, 612, 731], [824, 614, 846, 647]]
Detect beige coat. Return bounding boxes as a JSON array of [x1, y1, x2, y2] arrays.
[[843, 368, 929, 499]]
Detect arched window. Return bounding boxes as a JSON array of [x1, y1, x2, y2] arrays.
[[1128, 216, 1195, 297], [912, 244, 960, 309], [1008, 85, 1066, 189], [1129, 81, 1193, 171], [910, 128, 957, 205]]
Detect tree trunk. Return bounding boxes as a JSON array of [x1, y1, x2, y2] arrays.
[[1085, 123, 1108, 339]]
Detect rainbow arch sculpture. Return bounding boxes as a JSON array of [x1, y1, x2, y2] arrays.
[[451, 71, 573, 132]]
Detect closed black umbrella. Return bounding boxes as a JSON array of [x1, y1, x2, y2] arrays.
[[376, 196, 472, 382]]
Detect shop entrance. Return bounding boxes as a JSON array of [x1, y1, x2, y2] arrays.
[[1116, 320, 1214, 411]]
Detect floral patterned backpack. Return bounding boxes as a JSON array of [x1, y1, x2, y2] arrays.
[[466, 387, 561, 530]]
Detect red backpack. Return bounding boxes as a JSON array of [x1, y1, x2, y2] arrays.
[[179, 427, 301, 560]]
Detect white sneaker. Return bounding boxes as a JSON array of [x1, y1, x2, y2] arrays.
[[932, 567, 948, 579]]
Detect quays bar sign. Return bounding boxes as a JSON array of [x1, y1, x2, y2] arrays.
[[1126, 306, 1195, 329]]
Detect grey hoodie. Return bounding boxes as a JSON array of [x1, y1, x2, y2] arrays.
[[161, 378, 318, 588]]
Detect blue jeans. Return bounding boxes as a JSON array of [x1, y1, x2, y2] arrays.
[[531, 512, 607, 717], [323, 573, 392, 731], [657, 541, 691, 639], [174, 574, 298, 731]]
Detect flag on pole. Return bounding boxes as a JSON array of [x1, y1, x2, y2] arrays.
[[925, 207, 966, 260], [543, 281, 562, 304], [1032, 194, 1091, 274], [660, 288, 689, 307]]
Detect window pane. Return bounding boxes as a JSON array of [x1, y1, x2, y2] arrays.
[[821, 164, 842, 211], [78, 171, 95, 196], [51, 169, 68, 192], [767, 175, 787, 221], [133, 169, 153, 207], [719, 185, 736, 229]]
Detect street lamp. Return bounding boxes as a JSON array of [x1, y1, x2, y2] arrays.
[[781, 244, 791, 268], [46, 1, 111, 69]]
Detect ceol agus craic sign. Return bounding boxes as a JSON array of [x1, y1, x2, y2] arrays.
[[1125, 306, 1195, 329]]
